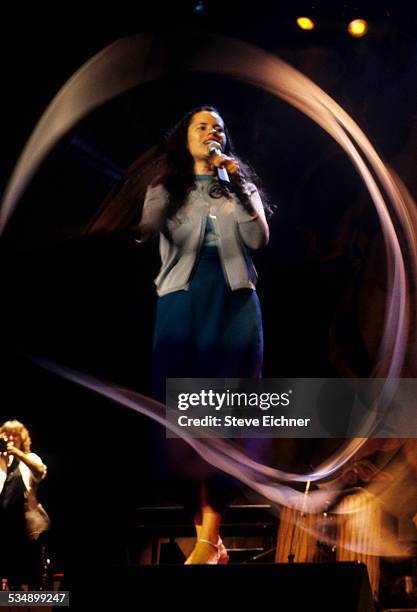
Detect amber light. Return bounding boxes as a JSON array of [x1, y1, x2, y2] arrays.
[[348, 19, 369, 37], [296, 17, 315, 31]]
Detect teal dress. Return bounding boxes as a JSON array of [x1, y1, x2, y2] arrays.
[[151, 176, 264, 402], [151, 176, 265, 511]]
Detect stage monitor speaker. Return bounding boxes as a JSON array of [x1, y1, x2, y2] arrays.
[[70, 561, 376, 611]]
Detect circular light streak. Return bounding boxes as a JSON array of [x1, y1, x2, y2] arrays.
[[2, 33, 417, 541]]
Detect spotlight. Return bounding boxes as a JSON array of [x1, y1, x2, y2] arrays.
[[296, 17, 315, 31], [193, 1, 204, 14], [347, 19, 369, 38]]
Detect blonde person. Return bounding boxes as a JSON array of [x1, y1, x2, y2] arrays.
[[0, 420, 48, 589]]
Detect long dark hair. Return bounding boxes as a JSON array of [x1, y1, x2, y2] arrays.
[[82, 105, 274, 237], [151, 105, 274, 220]]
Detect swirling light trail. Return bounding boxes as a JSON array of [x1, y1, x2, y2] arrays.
[[2, 33, 417, 555]]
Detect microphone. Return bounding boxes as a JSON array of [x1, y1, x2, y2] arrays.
[[207, 141, 230, 182]]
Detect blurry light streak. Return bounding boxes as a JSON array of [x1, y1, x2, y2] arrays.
[[2, 33, 417, 551]]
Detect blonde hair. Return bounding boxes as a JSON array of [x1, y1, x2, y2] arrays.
[[0, 420, 31, 454]]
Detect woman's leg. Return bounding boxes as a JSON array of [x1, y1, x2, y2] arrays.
[[185, 274, 265, 563], [185, 482, 228, 564]]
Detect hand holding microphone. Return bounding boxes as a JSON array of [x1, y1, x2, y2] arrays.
[[207, 141, 240, 182]]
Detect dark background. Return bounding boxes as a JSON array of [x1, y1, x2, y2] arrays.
[[0, 0, 417, 591]]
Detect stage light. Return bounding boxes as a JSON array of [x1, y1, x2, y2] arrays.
[[193, 1, 204, 13], [347, 19, 368, 37], [296, 17, 315, 31]]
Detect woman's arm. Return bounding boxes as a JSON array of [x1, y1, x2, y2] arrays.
[[134, 183, 169, 243], [7, 445, 46, 481], [234, 183, 269, 250], [209, 154, 270, 249]]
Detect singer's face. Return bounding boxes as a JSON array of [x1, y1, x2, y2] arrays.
[[187, 110, 226, 161]]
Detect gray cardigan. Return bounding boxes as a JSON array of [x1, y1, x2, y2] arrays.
[[138, 179, 269, 296]]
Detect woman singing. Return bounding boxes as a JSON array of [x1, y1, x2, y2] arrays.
[[137, 105, 273, 563]]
